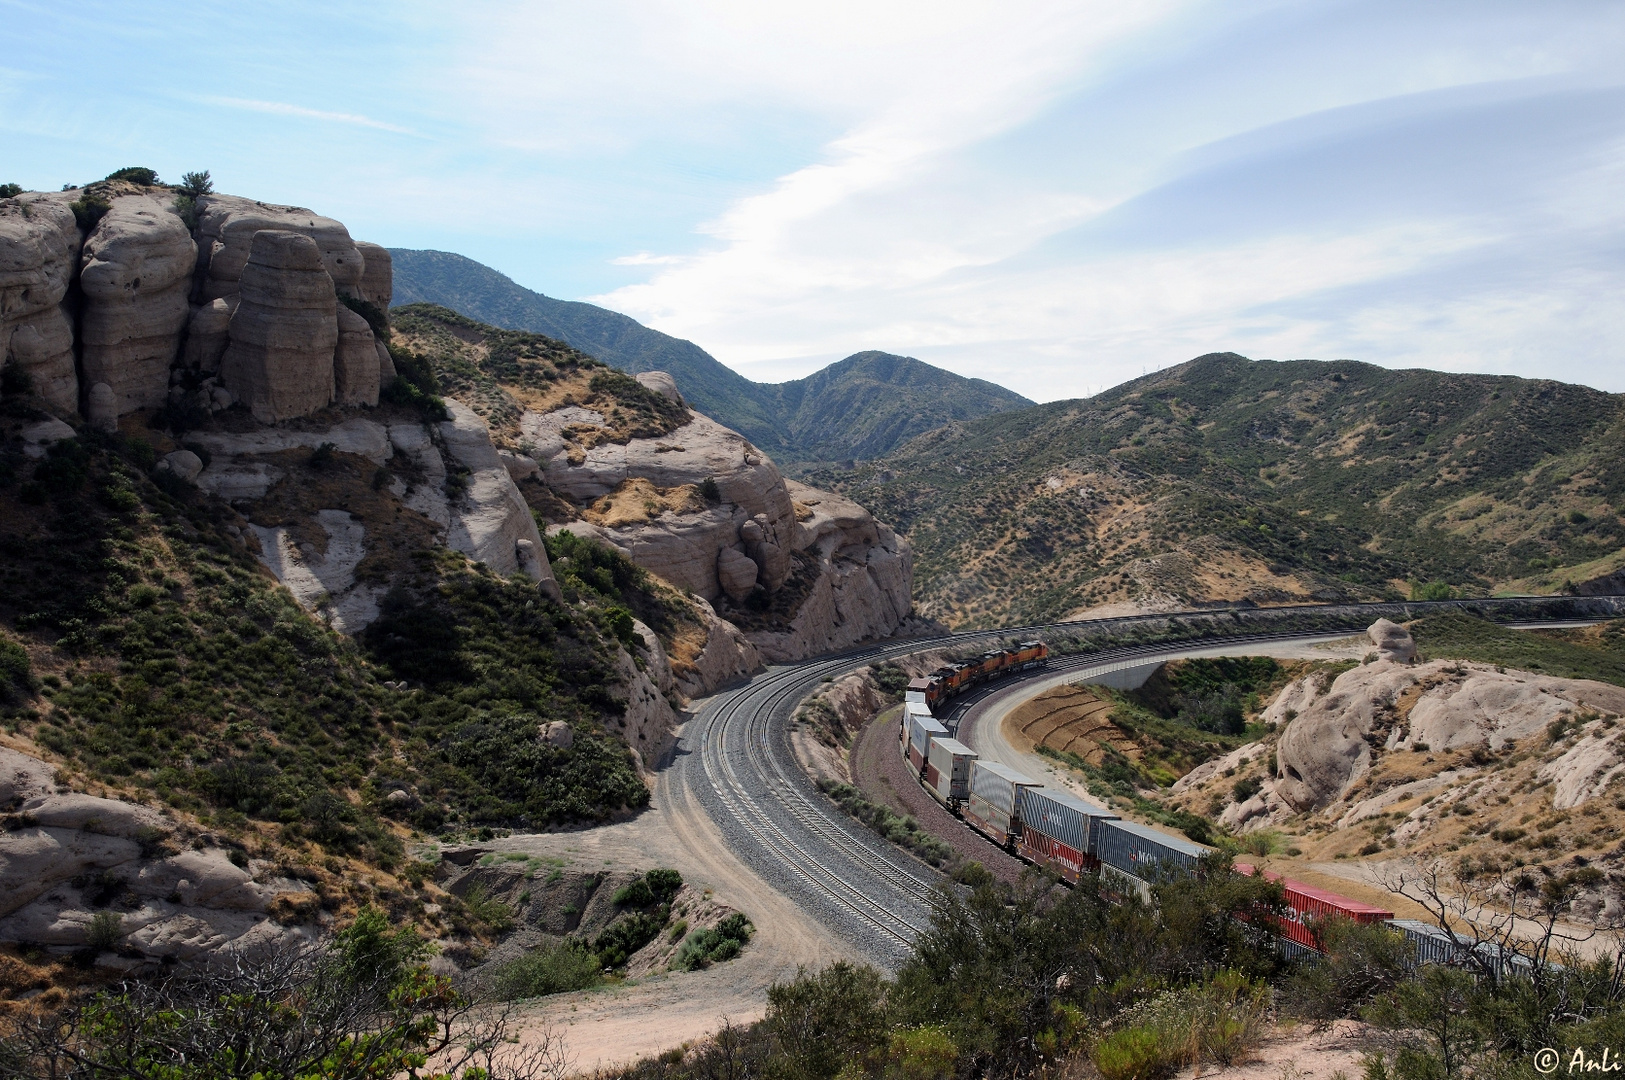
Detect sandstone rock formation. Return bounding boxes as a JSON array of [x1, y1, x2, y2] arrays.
[[191, 406, 561, 619], [182, 297, 233, 372], [194, 194, 364, 304], [354, 241, 393, 308], [1273, 635, 1625, 812], [1367, 618, 1415, 663], [0, 192, 82, 413], [334, 304, 381, 406], [78, 194, 197, 415], [219, 231, 338, 422], [521, 382, 914, 663], [0, 749, 313, 963]]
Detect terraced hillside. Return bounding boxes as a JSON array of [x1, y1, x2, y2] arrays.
[[812, 353, 1625, 627]]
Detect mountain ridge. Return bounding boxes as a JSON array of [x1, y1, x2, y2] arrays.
[[389, 248, 1032, 467], [811, 351, 1625, 627]]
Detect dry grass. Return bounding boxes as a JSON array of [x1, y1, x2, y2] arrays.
[[580, 479, 708, 529]]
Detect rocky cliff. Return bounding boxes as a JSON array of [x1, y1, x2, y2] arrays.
[[390, 305, 917, 666]]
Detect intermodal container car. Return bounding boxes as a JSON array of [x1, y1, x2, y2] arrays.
[[1015, 788, 1118, 882], [1096, 818, 1210, 882], [969, 760, 1042, 818], [1234, 862, 1393, 951], [908, 715, 948, 771], [927, 737, 977, 804], [965, 792, 1016, 845]]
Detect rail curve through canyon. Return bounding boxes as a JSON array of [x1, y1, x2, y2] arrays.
[[674, 595, 1625, 968]]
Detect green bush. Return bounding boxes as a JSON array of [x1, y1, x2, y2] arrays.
[[613, 878, 655, 908], [1284, 917, 1413, 1023], [85, 910, 124, 953], [674, 913, 752, 970], [1091, 1024, 1180, 1080], [70, 195, 111, 231], [104, 166, 159, 185], [490, 939, 602, 1000], [0, 183, 21, 199], [178, 170, 213, 197], [0, 637, 32, 699], [1411, 580, 1456, 601], [594, 910, 666, 968]]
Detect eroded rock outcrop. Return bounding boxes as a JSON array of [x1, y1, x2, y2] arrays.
[[1273, 638, 1625, 812], [78, 193, 198, 416], [0, 748, 313, 963], [0, 192, 82, 413], [194, 194, 364, 304], [219, 230, 339, 423], [334, 304, 381, 406], [523, 379, 914, 664]]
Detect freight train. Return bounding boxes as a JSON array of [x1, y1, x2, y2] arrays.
[[907, 640, 1050, 716], [897, 685, 1405, 957]]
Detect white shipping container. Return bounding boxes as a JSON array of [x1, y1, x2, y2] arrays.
[[965, 792, 1014, 840], [969, 759, 1041, 817], [928, 737, 978, 801]]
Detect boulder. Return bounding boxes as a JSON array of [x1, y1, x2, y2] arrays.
[[20, 417, 76, 458], [1368, 619, 1415, 663], [0, 193, 81, 412], [219, 230, 338, 423], [77, 194, 197, 415], [354, 241, 392, 309], [193, 195, 364, 303], [717, 546, 759, 601], [334, 305, 380, 406], [375, 339, 397, 387], [157, 449, 203, 484], [182, 297, 233, 372], [439, 401, 562, 600], [634, 370, 683, 404], [87, 382, 118, 432], [498, 449, 540, 482], [0, 746, 54, 808], [540, 721, 574, 749], [19, 792, 169, 838]]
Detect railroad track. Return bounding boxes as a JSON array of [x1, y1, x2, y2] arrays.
[[674, 596, 1625, 967]]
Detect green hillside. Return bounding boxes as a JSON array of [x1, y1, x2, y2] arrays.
[[809, 353, 1625, 627], [388, 249, 1031, 467]]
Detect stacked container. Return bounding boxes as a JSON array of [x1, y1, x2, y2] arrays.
[[1015, 787, 1118, 883], [1096, 818, 1210, 883], [1233, 862, 1393, 951], [908, 714, 948, 771], [965, 760, 1041, 845], [926, 737, 977, 804]]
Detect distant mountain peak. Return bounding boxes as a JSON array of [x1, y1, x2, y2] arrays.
[[390, 248, 1031, 467]]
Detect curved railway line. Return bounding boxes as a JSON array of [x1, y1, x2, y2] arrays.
[[675, 596, 1625, 967]]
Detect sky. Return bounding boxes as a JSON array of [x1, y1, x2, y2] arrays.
[[4, 0, 1623, 400]]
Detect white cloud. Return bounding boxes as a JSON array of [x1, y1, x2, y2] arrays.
[[204, 97, 424, 136]]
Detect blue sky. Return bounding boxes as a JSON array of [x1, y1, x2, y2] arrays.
[[4, 1, 1623, 400]]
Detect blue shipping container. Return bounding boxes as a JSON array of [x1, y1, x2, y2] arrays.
[[909, 715, 948, 759], [1016, 787, 1117, 855], [1095, 818, 1210, 881]]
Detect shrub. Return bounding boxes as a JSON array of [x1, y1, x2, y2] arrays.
[[0, 183, 21, 199], [104, 166, 159, 185], [1411, 580, 1456, 601], [605, 605, 638, 650], [646, 867, 683, 903], [85, 910, 124, 953], [1284, 918, 1413, 1023], [613, 878, 655, 908], [1091, 1024, 1180, 1080], [594, 910, 666, 968], [490, 939, 602, 1000], [0, 637, 33, 698], [699, 477, 721, 503], [460, 883, 515, 932], [70, 194, 111, 231], [674, 913, 752, 970], [178, 170, 213, 197]]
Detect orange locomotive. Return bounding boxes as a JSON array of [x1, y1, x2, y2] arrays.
[[906, 640, 1049, 716]]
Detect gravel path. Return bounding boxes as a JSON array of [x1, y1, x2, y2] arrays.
[[847, 709, 1028, 884]]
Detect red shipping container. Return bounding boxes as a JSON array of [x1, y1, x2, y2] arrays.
[[907, 744, 925, 771], [1235, 862, 1394, 950], [1016, 826, 1098, 884], [924, 763, 940, 789]]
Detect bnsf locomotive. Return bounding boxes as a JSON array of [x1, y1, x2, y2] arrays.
[[908, 640, 1049, 716]]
